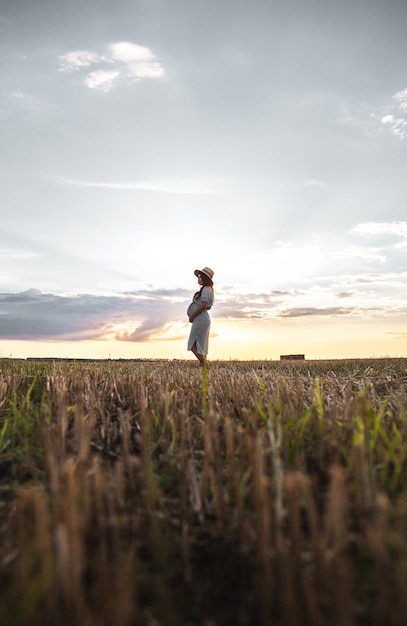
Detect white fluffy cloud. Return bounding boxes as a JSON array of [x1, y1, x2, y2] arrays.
[[109, 41, 153, 62], [58, 41, 165, 91], [394, 88, 407, 111], [84, 70, 120, 91], [377, 87, 407, 139], [381, 113, 407, 139], [58, 50, 103, 71]]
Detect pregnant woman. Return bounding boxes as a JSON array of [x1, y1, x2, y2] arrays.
[[187, 266, 214, 366]]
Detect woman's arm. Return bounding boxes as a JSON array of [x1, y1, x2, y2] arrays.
[[189, 301, 208, 322]]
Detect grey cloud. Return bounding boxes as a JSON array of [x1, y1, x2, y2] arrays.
[[279, 306, 390, 318], [217, 307, 270, 320], [116, 317, 168, 343], [214, 290, 302, 320], [0, 289, 189, 341], [280, 307, 354, 318], [123, 288, 191, 299], [351, 276, 381, 285]]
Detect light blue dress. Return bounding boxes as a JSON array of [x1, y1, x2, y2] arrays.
[[187, 286, 214, 355]]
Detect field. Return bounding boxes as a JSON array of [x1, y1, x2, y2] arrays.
[[1, 357, 407, 626]]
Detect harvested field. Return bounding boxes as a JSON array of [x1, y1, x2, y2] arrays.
[[1, 358, 407, 625]]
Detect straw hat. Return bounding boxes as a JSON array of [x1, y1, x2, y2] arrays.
[[194, 267, 214, 280]]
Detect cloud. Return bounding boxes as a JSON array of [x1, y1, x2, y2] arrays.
[[335, 292, 355, 299], [217, 291, 395, 320], [352, 221, 407, 237], [345, 271, 407, 286], [295, 179, 328, 189], [109, 42, 164, 79], [387, 332, 407, 340], [280, 307, 353, 318], [109, 42, 153, 63], [84, 70, 120, 91], [381, 115, 394, 124], [337, 245, 387, 264], [0, 289, 188, 342], [58, 41, 165, 91], [343, 88, 407, 140], [394, 88, 407, 111], [55, 176, 231, 195], [381, 114, 407, 139], [58, 50, 102, 71], [377, 87, 407, 139]]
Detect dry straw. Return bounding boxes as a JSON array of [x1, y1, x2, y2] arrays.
[[1, 358, 407, 624]]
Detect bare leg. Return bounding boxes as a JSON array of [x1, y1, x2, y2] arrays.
[[191, 342, 206, 367]]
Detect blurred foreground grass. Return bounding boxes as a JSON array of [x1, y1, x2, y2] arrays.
[[1, 357, 407, 625]]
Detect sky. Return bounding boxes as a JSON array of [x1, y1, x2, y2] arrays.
[[1, 0, 407, 360]]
